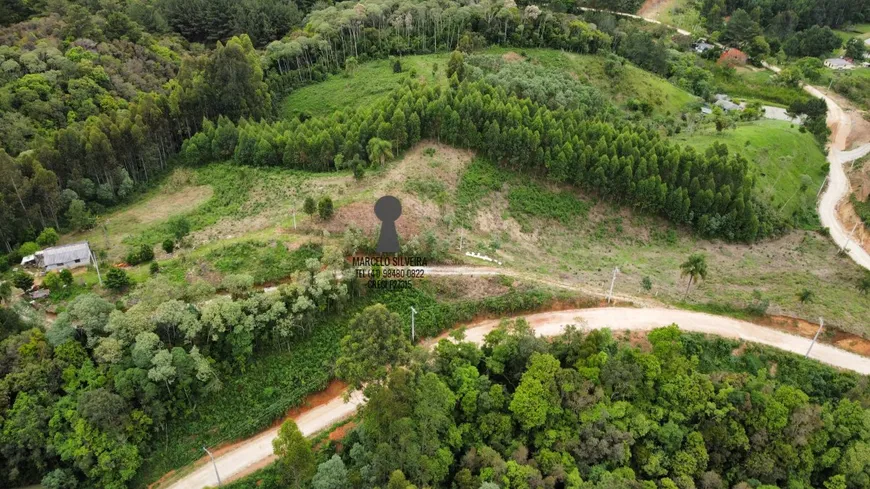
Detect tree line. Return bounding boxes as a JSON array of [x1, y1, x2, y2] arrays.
[[0, 254, 350, 489], [183, 66, 772, 241]]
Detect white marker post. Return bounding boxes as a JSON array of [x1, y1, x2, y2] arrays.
[[806, 318, 824, 358], [203, 446, 222, 486], [91, 251, 103, 287], [842, 222, 860, 253], [606, 267, 619, 304]]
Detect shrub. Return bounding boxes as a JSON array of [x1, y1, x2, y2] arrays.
[[18, 242, 39, 256], [162, 239, 175, 254], [303, 197, 316, 215], [167, 216, 191, 240], [43, 272, 62, 291], [150, 262, 160, 275], [12, 271, 34, 291], [105, 267, 130, 291], [126, 244, 155, 265], [59, 269, 74, 286], [222, 273, 254, 299], [641, 276, 652, 291], [318, 197, 334, 220], [36, 228, 60, 247]]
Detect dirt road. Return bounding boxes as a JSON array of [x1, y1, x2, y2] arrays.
[[164, 307, 870, 489], [805, 84, 870, 269]]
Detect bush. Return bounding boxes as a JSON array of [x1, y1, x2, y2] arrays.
[[303, 197, 316, 215], [641, 276, 652, 291], [36, 228, 60, 247], [150, 262, 160, 275], [126, 244, 155, 265], [318, 197, 334, 220], [12, 271, 34, 291], [18, 242, 39, 256], [167, 216, 191, 240], [43, 272, 62, 291], [222, 273, 254, 299], [162, 239, 175, 254], [105, 267, 130, 291], [58, 269, 72, 284]]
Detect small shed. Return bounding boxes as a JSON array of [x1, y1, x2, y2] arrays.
[[37, 242, 92, 272], [824, 58, 853, 70], [693, 42, 714, 54]]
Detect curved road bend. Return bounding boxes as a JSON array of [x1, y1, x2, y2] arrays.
[[577, 8, 870, 271], [165, 307, 870, 489]]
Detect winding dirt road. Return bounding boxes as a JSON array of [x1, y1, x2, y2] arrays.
[[580, 9, 870, 270], [158, 14, 870, 489], [164, 307, 870, 489]]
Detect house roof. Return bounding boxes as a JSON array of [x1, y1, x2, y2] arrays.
[[825, 58, 852, 66], [41, 242, 91, 266], [715, 99, 743, 111]]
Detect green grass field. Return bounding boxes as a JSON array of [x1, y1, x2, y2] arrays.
[[673, 119, 828, 225], [280, 54, 447, 119], [833, 23, 870, 43], [713, 68, 809, 107], [281, 47, 699, 119], [656, 0, 703, 35]]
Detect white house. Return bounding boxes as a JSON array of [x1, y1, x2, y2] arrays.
[[824, 58, 854, 70], [23, 242, 93, 272]]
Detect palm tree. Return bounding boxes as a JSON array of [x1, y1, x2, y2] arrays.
[[797, 288, 815, 304], [366, 137, 393, 166], [680, 253, 708, 299]]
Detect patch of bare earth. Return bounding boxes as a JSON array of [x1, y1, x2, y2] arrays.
[[637, 0, 674, 19], [502, 51, 525, 62], [837, 199, 870, 255], [823, 90, 870, 149], [125, 186, 213, 226]]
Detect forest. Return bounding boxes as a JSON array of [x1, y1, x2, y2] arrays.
[[0, 252, 349, 488], [233, 320, 870, 489]]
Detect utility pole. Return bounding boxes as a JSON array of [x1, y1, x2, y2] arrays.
[[606, 267, 619, 304], [203, 446, 221, 486], [410, 306, 417, 342], [806, 317, 824, 358], [91, 251, 103, 287], [816, 176, 828, 198], [458, 229, 464, 251], [841, 221, 859, 253], [293, 205, 297, 230]]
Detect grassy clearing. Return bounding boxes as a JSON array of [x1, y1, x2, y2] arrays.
[[206, 242, 322, 283], [280, 47, 699, 119], [833, 23, 870, 43], [655, 0, 702, 36], [281, 54, 447, 119], [494, 47, 699, 116], [452, 157, 870, 337], [673, 119, 828, 226], [713, 68, 809, 107]]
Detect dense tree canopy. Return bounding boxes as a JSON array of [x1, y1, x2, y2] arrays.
[[337, 322, 870, 489], [0, 255, 348, 488]]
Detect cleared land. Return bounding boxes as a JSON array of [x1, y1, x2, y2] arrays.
[[673, 119, 828, 224], [281, 47, 699, 118]]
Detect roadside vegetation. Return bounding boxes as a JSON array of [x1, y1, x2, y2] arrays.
[[231, 323, 870, 489]]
